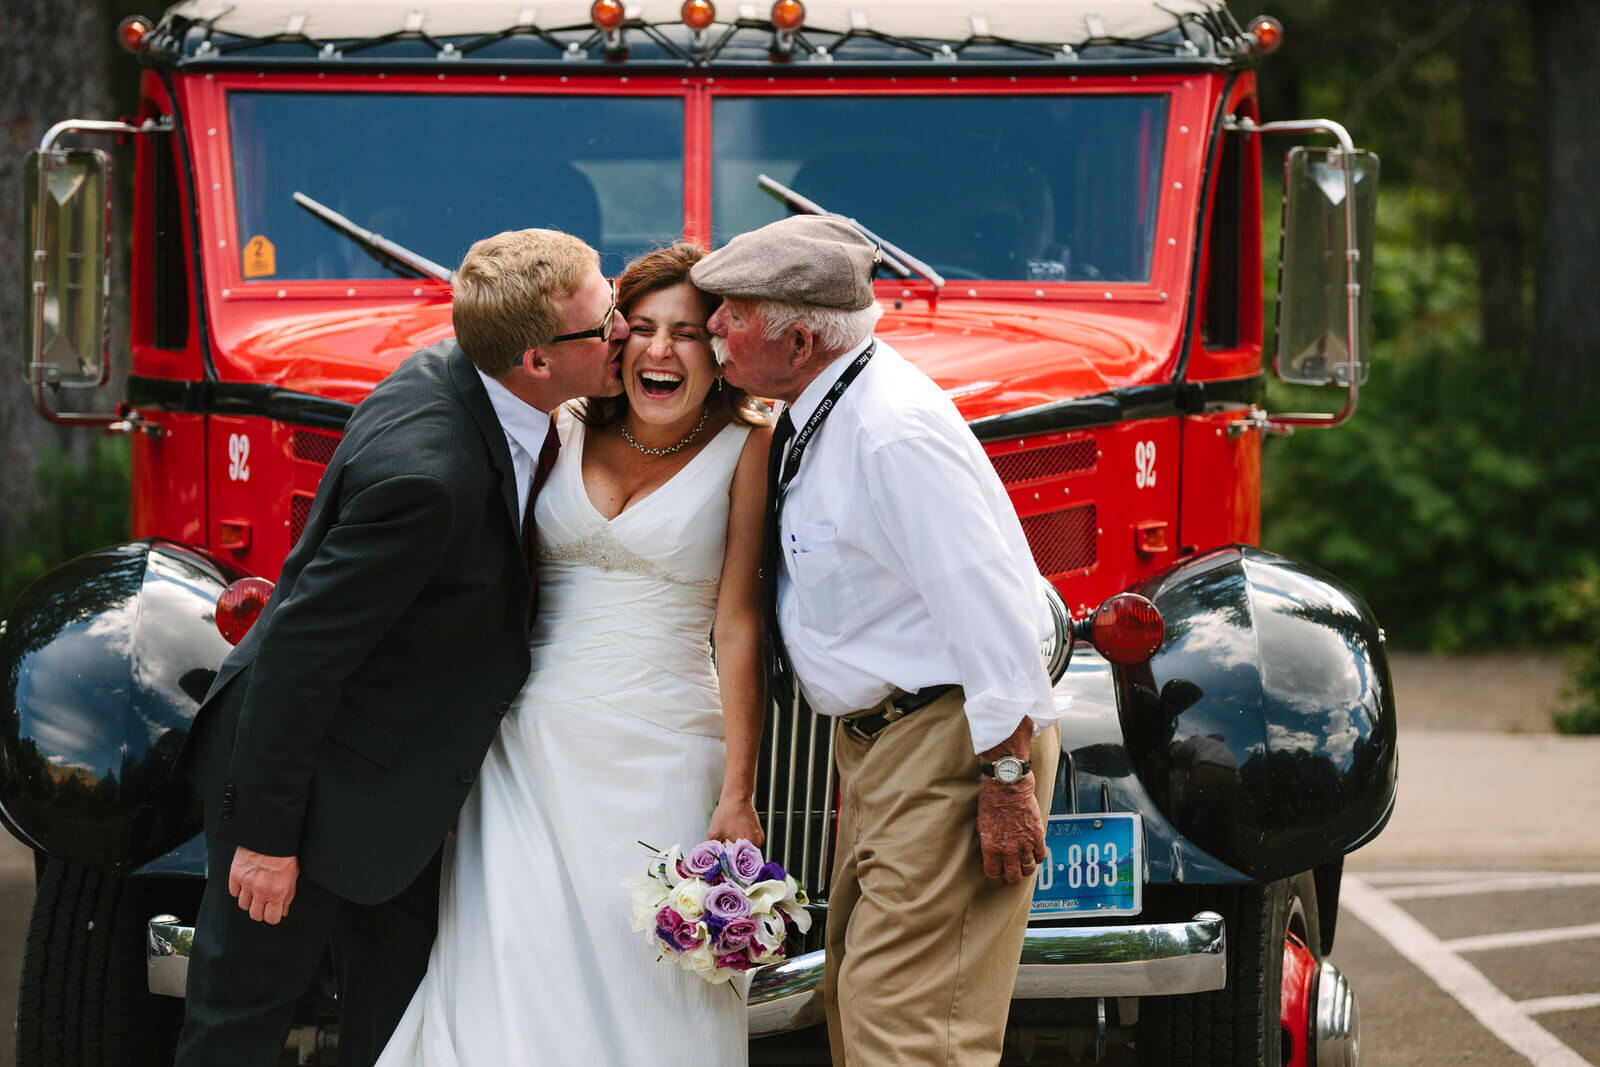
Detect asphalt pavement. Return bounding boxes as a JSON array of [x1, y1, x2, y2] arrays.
[[0, 651, 1594, 1066]]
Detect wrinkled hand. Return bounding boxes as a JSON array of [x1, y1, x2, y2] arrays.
[[976, 778, 1046, 886], [708, 796, 765, 848], [228, 846, 299, 925]]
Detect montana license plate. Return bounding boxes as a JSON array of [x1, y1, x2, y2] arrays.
[[1029, 812, 1143, 917]]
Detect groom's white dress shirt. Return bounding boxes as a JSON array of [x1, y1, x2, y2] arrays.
[[775, 337, 1064, 753], [476, 368, 553, 534]]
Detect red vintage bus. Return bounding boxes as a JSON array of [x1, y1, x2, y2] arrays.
[[7, 2, 1387, 1063]]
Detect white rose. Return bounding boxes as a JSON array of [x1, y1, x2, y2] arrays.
[[669, 878, 708, 919]]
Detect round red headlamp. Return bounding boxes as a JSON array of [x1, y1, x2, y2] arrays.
[[1088, 593, 1164, 666], [215, 577, 275, 646]]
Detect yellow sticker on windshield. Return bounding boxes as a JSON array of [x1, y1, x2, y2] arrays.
[[243, 235, 276, 278]]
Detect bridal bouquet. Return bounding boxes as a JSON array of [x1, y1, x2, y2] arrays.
[[622, 838, 811, 985]]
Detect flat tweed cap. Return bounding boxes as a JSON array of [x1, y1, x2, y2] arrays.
[[691, 215, 878, 310]]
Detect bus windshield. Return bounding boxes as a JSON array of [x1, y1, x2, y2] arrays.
[[226, 91, 686, 281], [712, 93, 1168, 284]]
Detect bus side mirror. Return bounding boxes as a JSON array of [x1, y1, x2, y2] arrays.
[[23, 147, 112, 391], [1275, 146, 1379, 388]]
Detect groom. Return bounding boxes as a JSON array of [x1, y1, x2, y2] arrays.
[[174, 228, 627, 1067], [695, 215, 1063, 1065]]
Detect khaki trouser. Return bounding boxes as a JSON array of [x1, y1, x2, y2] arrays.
[[821, 689, 1060, 1066]]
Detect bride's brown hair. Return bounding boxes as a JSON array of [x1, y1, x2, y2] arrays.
[[576, 243, 768, 430]]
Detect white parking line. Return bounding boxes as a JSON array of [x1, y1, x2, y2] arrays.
[[1342, 876, 1592, 1067], [1382, 873, 1600, 901], [1444, 922, 1600, 954], [1520, 994, 1600, 1017]]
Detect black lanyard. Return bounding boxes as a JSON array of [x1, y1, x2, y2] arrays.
[[776, 340, 876, 491]]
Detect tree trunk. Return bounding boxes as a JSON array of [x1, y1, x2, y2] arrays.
[[1529, 0, 1600, 416], [1456, 0, 1527, 356], [0, 4, 121, 577]]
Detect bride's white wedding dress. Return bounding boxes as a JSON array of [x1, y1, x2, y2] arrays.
[[376, 410, 753, 1067]]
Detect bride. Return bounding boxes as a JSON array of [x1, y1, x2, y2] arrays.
[[376, 244, 773, 1066]]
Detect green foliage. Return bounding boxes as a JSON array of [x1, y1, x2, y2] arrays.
[[1549, 559, 1600, 735], [1261, 190, 1600, 661], [0, 438, 131, 618]]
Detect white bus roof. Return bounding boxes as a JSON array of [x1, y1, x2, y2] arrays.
[[162, 0, 1230, 48]]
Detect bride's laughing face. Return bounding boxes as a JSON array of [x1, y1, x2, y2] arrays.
[[621, 282, 719, 427]]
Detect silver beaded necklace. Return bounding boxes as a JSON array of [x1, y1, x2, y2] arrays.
[[619, 404, 710, 456]]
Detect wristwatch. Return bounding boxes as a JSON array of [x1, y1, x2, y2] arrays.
[[980, 756, 1031, 785]]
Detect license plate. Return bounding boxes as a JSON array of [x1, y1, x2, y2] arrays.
[[1029, 812, 1143, 917]]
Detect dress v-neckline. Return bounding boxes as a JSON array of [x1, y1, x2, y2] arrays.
[[573, 415, 735, 525]]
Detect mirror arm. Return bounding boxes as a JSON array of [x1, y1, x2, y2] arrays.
[[1226, 116, 1365, 431], [38, 117, 172, 154]]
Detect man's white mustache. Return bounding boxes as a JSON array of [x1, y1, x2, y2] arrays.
[[710, 335, 730, 367]]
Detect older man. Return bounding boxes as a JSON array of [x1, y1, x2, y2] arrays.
[[693, 215, 1062, 1065]]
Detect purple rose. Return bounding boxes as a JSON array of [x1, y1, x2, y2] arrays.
[[654, 906, 705, 953], [727, 839, 766, 885], [704, 883, 752, 921], [717, 917, 759, 951], [754, 861, 787, 884], [715, 950, 759, 972], [683, 840, 725, 878]]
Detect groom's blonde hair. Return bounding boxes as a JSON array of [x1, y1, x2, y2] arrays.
[[453, 229, 598, 377]]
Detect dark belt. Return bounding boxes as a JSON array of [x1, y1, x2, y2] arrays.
[[841, 684, 957, 742]]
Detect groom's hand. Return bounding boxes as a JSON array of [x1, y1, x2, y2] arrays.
[[228, 846, 300, 925]]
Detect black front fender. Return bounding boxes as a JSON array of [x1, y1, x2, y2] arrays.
[[1114, 546, 1398, 882], [0, 540, 238, 872]]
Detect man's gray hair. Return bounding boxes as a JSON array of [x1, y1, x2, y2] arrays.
[[755, 300, 884, 352]]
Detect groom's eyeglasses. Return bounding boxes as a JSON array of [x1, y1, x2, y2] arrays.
[[546, 282, 618, 344]]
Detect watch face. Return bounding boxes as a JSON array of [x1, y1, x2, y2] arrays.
[[996, 757, 1024, 784]]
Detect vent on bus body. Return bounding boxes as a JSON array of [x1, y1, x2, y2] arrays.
[[289, 492, 314, 546], [292, 430, 339, 466], [989, 437, 1097, 486], [1020, 503, 1098, 578]]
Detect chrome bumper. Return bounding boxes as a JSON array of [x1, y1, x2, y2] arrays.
[[150, 910, 1227, 1036], [748, 910, 1226, 1034]]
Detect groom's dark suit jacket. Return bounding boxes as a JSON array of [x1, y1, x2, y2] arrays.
[[185, 340, 533, 905]]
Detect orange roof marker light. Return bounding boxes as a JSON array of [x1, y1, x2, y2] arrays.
[[1247, 15, 1284, 54], [118, 15, 154, 54], [770, 0, 804, 54], [590, 0, 626, 31], [771, 0, 805, 30], [681, 0, 717, 32]]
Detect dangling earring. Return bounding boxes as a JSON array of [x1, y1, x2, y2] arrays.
[[713, 375, 726, 397]]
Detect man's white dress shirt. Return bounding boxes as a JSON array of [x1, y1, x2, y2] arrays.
[[476, 369, 552, 534], [775, 337, 1063, 753]]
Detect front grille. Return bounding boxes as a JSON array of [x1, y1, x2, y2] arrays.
[[989, 437, 1097, 485], [1020, 503, 1098, 577], [292, 430, 339, 466], [289, 492, 314, 546], [756, 693, 838, 912]]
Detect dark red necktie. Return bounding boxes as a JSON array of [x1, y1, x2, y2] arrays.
[[523, 421, 560, 623]]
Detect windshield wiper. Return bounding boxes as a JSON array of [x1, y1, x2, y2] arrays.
[[757, 174, 946, 292], [292, 191, 455, 283]]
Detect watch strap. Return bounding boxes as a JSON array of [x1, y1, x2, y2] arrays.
[[979, 757, 1032, 779]]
